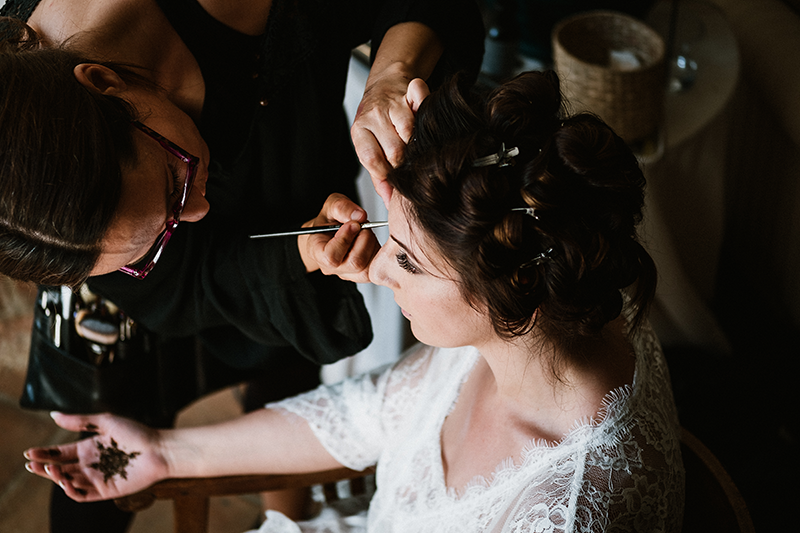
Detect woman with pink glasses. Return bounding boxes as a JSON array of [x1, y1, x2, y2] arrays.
[[0, 0, 483, 530]]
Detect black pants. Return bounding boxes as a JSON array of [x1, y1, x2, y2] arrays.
[[48, 341, 322, 533]]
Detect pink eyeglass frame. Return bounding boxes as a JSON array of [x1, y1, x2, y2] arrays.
[[118, 121, 200, 280]]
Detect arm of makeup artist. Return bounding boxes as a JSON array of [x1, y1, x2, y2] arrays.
[[351, 22, 439, 206], [23, 194, 382, 501]]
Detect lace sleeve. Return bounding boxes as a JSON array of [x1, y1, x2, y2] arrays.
[[267, 344, 438, 471], [482, 428, 683, 533]]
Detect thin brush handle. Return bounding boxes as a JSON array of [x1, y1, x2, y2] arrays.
[[250, 221, 388, 239]]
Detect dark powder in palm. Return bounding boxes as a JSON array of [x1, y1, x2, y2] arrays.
[[90, 438, 141, 483]]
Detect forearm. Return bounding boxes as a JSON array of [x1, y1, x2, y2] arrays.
[[160, 408, 343, 479], [367, 0, 485, 89], [92, 223, 373, 365], [368, 22, 443, 86]]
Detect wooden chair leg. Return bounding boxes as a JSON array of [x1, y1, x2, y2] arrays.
[[173, 495, 209, 533]]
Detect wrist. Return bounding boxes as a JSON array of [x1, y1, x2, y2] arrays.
[[158, 428, 199, 479], [298, 234, 320, 273], [367, 60, 414, 87]]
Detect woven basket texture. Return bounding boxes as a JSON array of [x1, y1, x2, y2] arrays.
[[552, 10, 666, 143]]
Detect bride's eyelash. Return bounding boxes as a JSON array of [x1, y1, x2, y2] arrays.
[[396, 251, 418, 274]]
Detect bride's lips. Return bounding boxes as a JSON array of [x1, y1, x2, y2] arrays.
[[401, 308, 411, 319]]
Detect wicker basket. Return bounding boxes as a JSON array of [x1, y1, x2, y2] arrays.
[[552, 10, 666, 143]]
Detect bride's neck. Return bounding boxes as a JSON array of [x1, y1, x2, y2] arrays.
[[476, 318, 635, 431]]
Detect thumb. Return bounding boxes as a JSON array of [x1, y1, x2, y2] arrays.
[[405, 78, 430, 113], [50, 412, 105, 434]]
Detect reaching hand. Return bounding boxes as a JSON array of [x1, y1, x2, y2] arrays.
[[298, 193, 382, 283], [351, 73, 430, 208], [24, 412, 169, 502]]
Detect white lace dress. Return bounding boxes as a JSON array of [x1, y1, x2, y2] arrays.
[[253, 322, 684, 533]]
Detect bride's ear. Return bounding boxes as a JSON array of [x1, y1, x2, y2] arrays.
[[405, 78, 430, 113], [73, 63, 127, 95]]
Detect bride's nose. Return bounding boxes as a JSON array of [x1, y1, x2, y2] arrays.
[[368, 244, 393, 288]]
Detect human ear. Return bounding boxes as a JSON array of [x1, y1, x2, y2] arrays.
[[73, 64, 127, 95]]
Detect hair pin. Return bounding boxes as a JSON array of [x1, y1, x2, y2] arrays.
[[521, 248, 554, 268], [511, 207, 539, 220], [473, 143, 519, 168]]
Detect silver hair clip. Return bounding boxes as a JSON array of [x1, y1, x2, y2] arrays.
[[521, 247, 554, 268], [473, 143, 520, 168], [511, 207, 539, 220]]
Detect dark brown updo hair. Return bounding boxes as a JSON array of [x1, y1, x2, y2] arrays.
[[0, 17, 140, 287], [388, 70, 656, 352]]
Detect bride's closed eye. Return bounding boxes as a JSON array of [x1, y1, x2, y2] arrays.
[[396, 250, 418, 274]]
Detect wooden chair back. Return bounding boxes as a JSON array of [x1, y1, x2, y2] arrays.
[[680, 427, 755, 533]]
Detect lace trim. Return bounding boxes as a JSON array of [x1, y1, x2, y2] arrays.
[[441, 382, 636, 500]]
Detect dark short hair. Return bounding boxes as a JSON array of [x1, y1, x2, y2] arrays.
[[388, 71, 657, 355], [0, 17, 139, 286]]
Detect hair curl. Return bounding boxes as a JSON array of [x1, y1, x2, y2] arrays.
[[1, 17, 141, 286], [388, 71, 657, 354]]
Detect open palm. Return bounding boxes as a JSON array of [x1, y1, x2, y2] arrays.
[[24, 413, 169, 502]]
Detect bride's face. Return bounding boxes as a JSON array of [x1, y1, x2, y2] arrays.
[[368, 194, 494, 348]]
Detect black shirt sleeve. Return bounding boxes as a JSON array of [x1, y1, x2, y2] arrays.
[[89, 214, 373, 365]]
